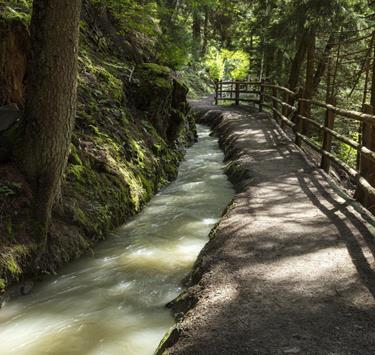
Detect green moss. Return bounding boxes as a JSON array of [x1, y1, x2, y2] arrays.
[[69, 144, 83, 165], [4, 255, 21, 275], [154, 77, 173, 89], [68, 164, 85, 182], [154, 325, 180, 355], [0, 278, 6, 291], [142, 63, 171, 75], [78, 51, 124, 103], [0, 2, 32, 24]]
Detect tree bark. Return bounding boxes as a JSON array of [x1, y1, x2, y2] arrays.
[[192, 8, 202, 62], [357, 40, 375, 213], [17, 0, 82, 242], [288, 29, 309, 92], [201, 7, 209, 58], [302, 30, 316, 134], [311, 33, 335, 96]]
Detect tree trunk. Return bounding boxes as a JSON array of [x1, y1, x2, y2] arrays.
[[288, 29, 309, 92], [192, 8, 202, 62], [357, 41, 375, 213], [201, 7, 209, 58], [17, 0, 82, 243], [302, 30, 316, 134], [311, 33, 335, 96]]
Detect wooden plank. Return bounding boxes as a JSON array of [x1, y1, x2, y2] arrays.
[[295, 95, 304, 146], [272, 86, 278, 122], [272, 107, 295, 128], [221, 90, 260, 95], [321, 104, 335, 172], [356, 104, 375, 210], [214, 79, 218, 105], [296, 132, 358, 179], [259, 80, 265, 112], [262, 83, 296, 96], [220, 81, 261, 85], [300, 98, 375, 124], [263, 94, 297, 112], [297, 115, 360, 149], [235, 80, 240, 105]]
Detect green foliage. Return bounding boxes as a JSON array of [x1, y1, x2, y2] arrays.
[[177, 65, 212, 98], [0, 182, 22, 197], [0, 0, 32, 24], [204, 47, 250, 80], [221, 49, 250, 80], [204, 47, 225, 80]]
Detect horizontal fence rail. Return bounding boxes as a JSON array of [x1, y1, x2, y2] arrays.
[[214, 79, 375, 213]]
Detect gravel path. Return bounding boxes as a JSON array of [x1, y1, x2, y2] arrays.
[[157, 101, 375, 355]]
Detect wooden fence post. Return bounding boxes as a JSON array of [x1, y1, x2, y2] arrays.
[[259, 80, 265, 112], [214, 79, 219, 105], [280, 92, 293, 129], [294, 89, 304, 147], [320, 99, 336, 172], [272, 85, 278, 122], [235, 79, 240, 105], [280, 92, 289, 130], [356, 104, 375, 211]]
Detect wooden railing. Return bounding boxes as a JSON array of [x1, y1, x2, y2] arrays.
[[214, 79, 375, 213]]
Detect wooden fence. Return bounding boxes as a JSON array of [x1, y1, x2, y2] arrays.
[[214, 79, 375, 213]]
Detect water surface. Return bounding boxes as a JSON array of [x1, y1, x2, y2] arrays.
[[0, 125, 234, 355]]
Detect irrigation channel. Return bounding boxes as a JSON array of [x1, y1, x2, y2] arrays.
[[0, 125, 234, 355]]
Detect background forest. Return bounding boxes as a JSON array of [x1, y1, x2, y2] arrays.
[[0, 0, 374, 291]]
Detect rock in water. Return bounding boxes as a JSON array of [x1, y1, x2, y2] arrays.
[[0, 104, 20, 132], [20, 281, 34, 296]]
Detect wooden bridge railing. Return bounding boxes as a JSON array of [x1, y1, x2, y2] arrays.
[[214, 79, 375, 214]]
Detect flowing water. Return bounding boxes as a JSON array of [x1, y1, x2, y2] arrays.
[[0, 125, 234, 355]]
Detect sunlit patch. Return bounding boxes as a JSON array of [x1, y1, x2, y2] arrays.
[[203, 218, 217, 225], [118, 239, 205, 273], [261, 246, 365, 286]]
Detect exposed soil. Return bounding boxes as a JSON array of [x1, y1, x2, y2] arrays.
[[157, 99, 375, 355]]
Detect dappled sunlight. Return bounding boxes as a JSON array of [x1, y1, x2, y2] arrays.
[[261, 246, 354, 283]]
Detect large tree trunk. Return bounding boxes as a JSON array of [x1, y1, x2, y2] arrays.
[[17, 0, 82, 243]]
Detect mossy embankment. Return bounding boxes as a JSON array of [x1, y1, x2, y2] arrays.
[[0, 1, 196, 295]]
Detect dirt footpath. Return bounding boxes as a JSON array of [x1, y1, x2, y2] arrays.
[[157, 101, 375, 355]]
